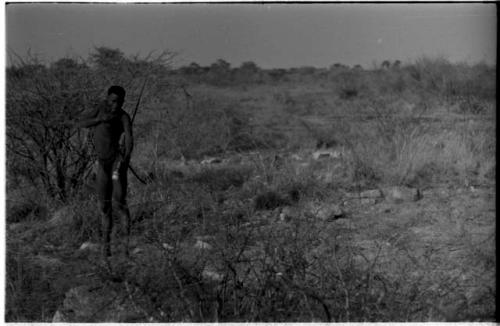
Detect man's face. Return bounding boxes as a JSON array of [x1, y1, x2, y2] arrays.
[[106, 93, 121, 112]]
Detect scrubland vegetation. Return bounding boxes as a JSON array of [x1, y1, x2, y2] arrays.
[[6, 48, 496, 321]]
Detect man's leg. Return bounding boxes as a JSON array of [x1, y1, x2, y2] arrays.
[[97, 160, 113, 258], [112, 162, 131, 257]]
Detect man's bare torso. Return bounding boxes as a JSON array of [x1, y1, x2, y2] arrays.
[[93, 102, 127, 162]]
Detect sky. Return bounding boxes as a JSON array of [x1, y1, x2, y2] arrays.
[[4, 3, 498, 69]]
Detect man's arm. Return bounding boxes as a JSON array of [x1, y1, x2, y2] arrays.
[[76, 103, 117, 128], [121, 113, 134, 162], [74, 105, 100, 128]]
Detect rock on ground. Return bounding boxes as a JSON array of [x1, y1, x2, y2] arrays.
[[307, 202, 345, 221], [345, 189, 383, 199], [279, 206, 297, 222], [194, 240, 213, 250], [79, 241, 101, 252], [382, 186, 421, 203], [344, 187, 421, 205], [312, 149, 342, 160], [201, 157, 223, 165]]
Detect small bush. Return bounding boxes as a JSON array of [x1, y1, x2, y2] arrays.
[[254, 190, 290, 210], [334, 70, 368, 100], [188, 165, 253, 192], [154, 94, 270, 159], [5, 252, 61, 321], [6, 201, 48, 224], [404, 56, 496, 104]]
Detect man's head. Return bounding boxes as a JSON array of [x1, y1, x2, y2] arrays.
[[106, 86, 126, 112]]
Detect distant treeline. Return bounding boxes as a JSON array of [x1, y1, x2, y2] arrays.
[[7, 47, 495, 88], [172, 59, 401, 85]]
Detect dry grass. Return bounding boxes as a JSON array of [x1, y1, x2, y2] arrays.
[[6, 55, 496, 322]]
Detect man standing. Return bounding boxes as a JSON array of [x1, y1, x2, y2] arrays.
[[77, 86, 133, 259]]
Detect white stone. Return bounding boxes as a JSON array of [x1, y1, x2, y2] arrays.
[[313, 150, 330, 160], [162, 243, 174, 251], [361, 189, 383, 198], [345, 189, 383, 199], [279, 206, 296, 222], [194, 240, 213, 250], [308, 202, 344, 221], [383, 186, 421, 203], [312, 149, 343, 160], [52, 310, 67, 322], [201, 157, 222, 165], [131, 248, 143, 255], [360, 198, 378, 205], [202, 268, 223, 282], [79, 242, 100, 252]]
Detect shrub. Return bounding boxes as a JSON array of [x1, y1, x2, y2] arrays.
[[336, 94, 495, 187], [188, 165, 253, 192], [6, 48, 174, 201], [333, 70, 368, 100], [254, 190, 290, 210], [7, 58, 97, 201], [6, 200, 48, 224], [153, 93, 273, 160], [5, 251, 61, 321], [404, 56, 496, 106]]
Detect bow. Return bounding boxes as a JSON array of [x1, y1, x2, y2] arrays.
[[128, 78, 148, 185], [131, 78, 148, 124]]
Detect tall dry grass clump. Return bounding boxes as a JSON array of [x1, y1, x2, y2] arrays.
[[329, 57, 495, 188], [340, 110, 495, 188]]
